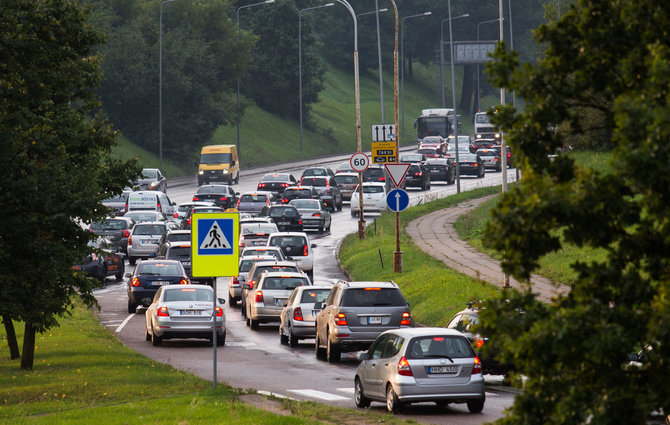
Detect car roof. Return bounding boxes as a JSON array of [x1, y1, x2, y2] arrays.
[[134, 221, 168, 226], [335, 172, 359, 177], [379, 327, 468, 339], [259, 271, 307, 279], [360, 182, 386, 187], [161, 284, 212, 291], [338, 280, 398, 289], [251, 260, 299, 268], [268, 231, 309, 238]]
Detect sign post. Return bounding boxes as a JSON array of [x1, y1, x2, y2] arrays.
[[349, 153, 369, 239], [191, 212, 239, 389]]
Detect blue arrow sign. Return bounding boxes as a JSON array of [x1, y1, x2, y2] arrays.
[[386, 189, 409, 212]]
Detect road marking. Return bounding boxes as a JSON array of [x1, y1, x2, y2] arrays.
[[257, 390, 295, 400], [288, 389, 349, 401], [224, 341, 258, 347], [115, 313, 135, 333], [337, 387, 354, 395]]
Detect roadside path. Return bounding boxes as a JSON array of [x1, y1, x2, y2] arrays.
[[406, 195, 568, 303]]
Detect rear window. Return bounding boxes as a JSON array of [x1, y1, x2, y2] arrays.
[[262, 276, 309, 290], [134, 224, 167, 235], [304, 168, 328, 176], [163, 288, 212, 302], [240, 194, 268, 203], [340, 288, 406, 307], [257, 265, 299, 276], [334, 175, 358, 185], [291, 200, 320, 209], [178, 204, 195, 212], [242, 249, 281, 260], [300, 289, 331, 303], [142, 169, 158, 178], [137, 262, 181, 276], [269, 207, 298, 218], [269, 236, 309, 256], [196, 186, 227, 195], [406, 335, 474, 359], [167, 233, 191, 242], [362, 185, 384, 194], [417, 149, 437, 155], [166, 247, 191, 259], [242, 224, 277, 234], [477, 150, 498, 157], [262, 174, 289, 182], [300, 177, 327, 187], [364, 168, 384, 178], [103, 194, 127, 203], [91, 220, 125, 230]]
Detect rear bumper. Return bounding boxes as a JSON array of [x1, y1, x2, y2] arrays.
[[392, 375, 485, 402]]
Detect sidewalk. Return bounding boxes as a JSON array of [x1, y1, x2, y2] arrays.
[[406, 196, 568, 303]]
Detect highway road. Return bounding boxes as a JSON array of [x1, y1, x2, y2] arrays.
[[93, 155, 519, 425]]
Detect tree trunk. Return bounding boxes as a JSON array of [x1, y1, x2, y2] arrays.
[[2, 314, 20, 360], [20, 322, 35, 370], [459, 64, 476, 115]]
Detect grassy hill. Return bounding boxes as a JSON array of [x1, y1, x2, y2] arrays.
[[114, 60, 490, 177]]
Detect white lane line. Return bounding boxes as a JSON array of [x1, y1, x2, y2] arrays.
[[224, 342, 258, 347], [337, 387, 354, 395], [288, 389, 349, 401], [115, 314, 135, 333]]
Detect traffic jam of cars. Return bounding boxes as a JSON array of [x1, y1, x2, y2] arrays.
[[85, 140, 515, 417]]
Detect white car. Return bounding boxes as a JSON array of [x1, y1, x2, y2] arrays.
[[266, 232, 316, 279], [172, 201, 216, 226], [350, 182, 387, 217], [144, 284, 226, 347]]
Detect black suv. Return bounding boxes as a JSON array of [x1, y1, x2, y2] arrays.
[[259, 205, 304, 232], [404, 163, 431, 191], [298, 176, 343, 212], [192, 184, 239, 209], [314, 280, 413, 363], [424, 158, 456, 184], [279, 186, 319, 204], [446, 303, 513, 376]]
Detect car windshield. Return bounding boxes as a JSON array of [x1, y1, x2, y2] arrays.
[[90, 220, 125, 231], [459, 154, 478, 162], [303, 169, 327, 176], [102, 194, 126, 203], [334, 175, 358, 185], [197, 186, 227, 195], [240, 194, 268, 203], [291, 200, 320, 209], [364, 168, 384, 178], [406, 335, 473, 359], [475, 114, 491, 124], [362, 185, 384, 194], [417, 149, 438, 155], [257, 265, 299, 275], [137, 262, 181, 275], [142, 169, 157, 179], [269, 236, 309, 257], [167, 233, 191, 242], [340, 288, 406, 307], [134, 224, 166, 235], [262, 276, 309, 290], [200, 152, 231, 164], [300, 289, 331, 303], [163, 287, 212, 302], [300, 177, 327, 187], [262, 174, 289, 182]]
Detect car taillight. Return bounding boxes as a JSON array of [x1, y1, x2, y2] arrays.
[[336, 313, 347, 326], [188, 216, 192, 226], [378, 177, 385, 182], [157, 306, 169, 316], [397, 356, 413, 376], [215, 307, 223, 316], [127, 235, 133, 246], [157, 202, 162, 212], [91, 253, 98, 261], [193, 196, 200, 201], [173, 212, 179, 218], [472, 356, 482, 374], [294, 307, 303, 321], [258, 183, 267, 188], [298, 220, 303, 225], [312, 212, 321, 217], [179, 278, 189, 285], [232, 276, 239, 285], [236, 199, 240, 208], [220, 197, 228, 202], [281, 198, 289, 203], [255, 291, 264, 303], [122, 229, 130, 238], [401, 312, 411, 326], [415, 172, 423, 176], [280, 183, 289, 188], [475, 338, 484, 349], [303, 245, 308, 256], [124, 201, 128, 213], [239, 235, 245, 247], [130, 277, 140, 286]]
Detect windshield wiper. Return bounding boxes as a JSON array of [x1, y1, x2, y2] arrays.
[[424, 355, 454, 362]]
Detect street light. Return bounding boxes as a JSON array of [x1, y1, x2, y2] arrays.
[[400, 11, 431, 141], [299, 3, 335, 152], [236, 0, 275, 157], [476, 18, 500, 112], [357, 7, 388, 123], [440, 13, 469, 108], [159, 0, 177, 168]]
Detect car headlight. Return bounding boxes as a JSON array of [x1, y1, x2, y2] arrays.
[[150, 181, 159, 187], [223, 168, 228, 173], [198, 170, 204, 175]]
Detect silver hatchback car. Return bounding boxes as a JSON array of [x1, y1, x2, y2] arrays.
[[279, 285, 332, 346], [245, 271, 311, 330], [127, 221, 169, 265], [354, 327, 485, 414]]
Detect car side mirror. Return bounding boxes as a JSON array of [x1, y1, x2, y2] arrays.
[[311, 243, 316, 248], [358, 352, 369, 361], [171, 202, 176, 206], [218, 298, 226, 305], [286, 256, 293, 260]]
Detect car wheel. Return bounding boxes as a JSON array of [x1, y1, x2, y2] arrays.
[[98, 264, 107, 282], [326, 220, 331, 232], [144, 327, 151, 342], [467, 398, 485, 413], [386, 384, 402, 414], [228, 175, 233, 185], [315, 331, 327, 360], [351, 210, 357, 218], [128, 256, 136, 265], [337, 199, 342, 211], [354, 377, 371, 408], [318, 223, 325, 234], [115, 262, 125, 280], [280, 327, 289, 345], [436, 400, 450, 409], [127, 300, 136, 314], [197, 177, 204, 186], [307, 269, 314, 281], [151, 326, 162, 347], [250, 317, 259, 330], [228, 293, 237, 307], [216, 331, 226, 347], [241, 301, 246, 317], [427, 181, 431, 190], [288, 326, 299, 347], [326, 332, 341, 363]]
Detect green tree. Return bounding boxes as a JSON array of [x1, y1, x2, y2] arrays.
[[479, 0, 670, 423], [0, 0, 140, 369]]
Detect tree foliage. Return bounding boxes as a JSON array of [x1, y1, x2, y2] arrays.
[[0, 0, 140, 369], [479, 1, 670, 423]]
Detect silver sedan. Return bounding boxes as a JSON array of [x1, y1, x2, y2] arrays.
[[279, 285, 332, 346], [144, 284, 226, 347], [289, 199, 332, 233]]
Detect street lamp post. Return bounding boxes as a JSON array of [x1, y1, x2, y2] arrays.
[[236, 0, 275, 157], [400, 12, 431, 141], [357, 7, 389, 123], [440, 13, 469, 108], [299, 3, 334, 152], [476, 18, 500, 112], [159, 0, 177, 169]]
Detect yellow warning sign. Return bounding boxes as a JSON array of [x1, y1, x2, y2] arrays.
[[191, 212, 239, 277]]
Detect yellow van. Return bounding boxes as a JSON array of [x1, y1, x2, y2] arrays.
[[197, 144, 240, 185]]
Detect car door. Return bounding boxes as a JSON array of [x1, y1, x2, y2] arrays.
[[360, 334, 393, 399], [316, 286, 339, 347]]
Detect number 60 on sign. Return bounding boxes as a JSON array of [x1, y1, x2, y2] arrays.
[[349, 153, 370, 173]]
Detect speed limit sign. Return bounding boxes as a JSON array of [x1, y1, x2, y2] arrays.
[[350, 152, 370, 172]]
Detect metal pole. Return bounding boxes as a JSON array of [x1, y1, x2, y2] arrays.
[[388, 0, 403, 272], [212, 278, 217, 388], [299, 3, 334, 153], [447, 0, 461, 194], [499, 0, 507, 192], [159, 0, 176, 169], [476, 18, 500, 112], [508, 0, 515, 108], [440, 19, 446, 108], [357, 8, 389, 125], [401, 12, 431, 146], [236, 0, 275, 158]]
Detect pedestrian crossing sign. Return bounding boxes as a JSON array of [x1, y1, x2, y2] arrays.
[[191, 212, 239, 277]]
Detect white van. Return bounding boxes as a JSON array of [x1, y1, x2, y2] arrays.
[[125, 191, 176, 216]]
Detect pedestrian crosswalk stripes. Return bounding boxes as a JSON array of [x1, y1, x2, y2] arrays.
[[287, 389, 349, 401]]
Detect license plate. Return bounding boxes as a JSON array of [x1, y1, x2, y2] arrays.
[[252, 241, 264, 246], [278, 221, 290, 225], [367, 316, 382, 325], [151, 281, 168, 286], [183, 262, 191, 267], [274, 298, 287, 306], [428, 365, 459, 374], [180, 310, 201, 316], [430, 169, 440, 173]]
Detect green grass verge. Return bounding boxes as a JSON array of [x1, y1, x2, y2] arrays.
[[338, 185, 502, 326], [0, 301, 416, 424]]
